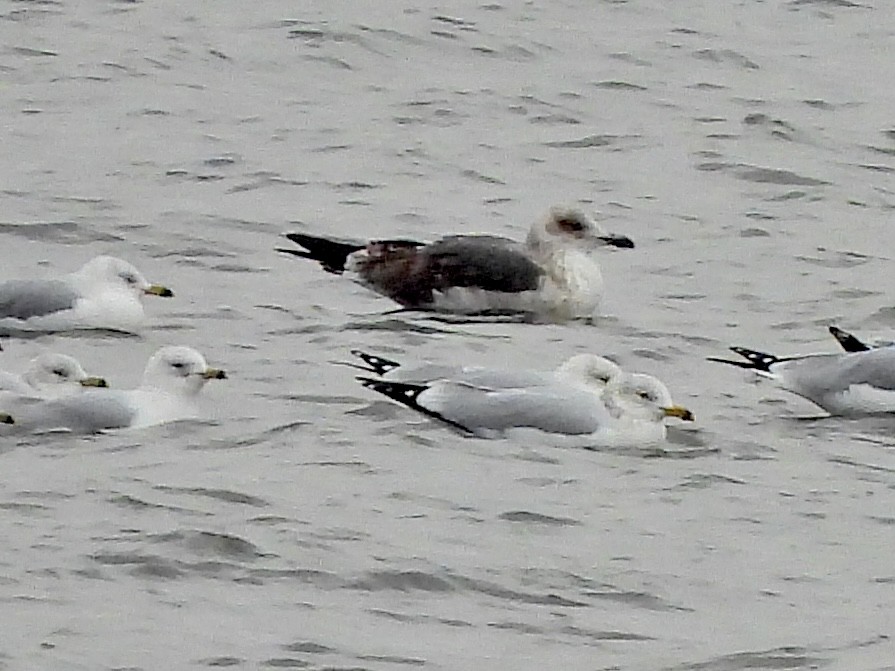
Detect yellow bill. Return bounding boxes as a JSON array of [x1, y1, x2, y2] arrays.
[[663, 405, 694, 421], [144, 284, 174, 298]]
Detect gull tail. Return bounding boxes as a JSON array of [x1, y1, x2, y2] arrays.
[[350, 350, 402, 377], [829, 325, 871, 353], [356, 377, 473, 434], [277, 233, 366, 274], [707, 346, 781, 372]]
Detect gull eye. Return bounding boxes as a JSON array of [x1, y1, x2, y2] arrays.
[[120, 273, 138, 285], [638, 390, 652, 400], [557, 216, 586, 233], [171, 362, 186, 371], [52, 368, 67, 377]]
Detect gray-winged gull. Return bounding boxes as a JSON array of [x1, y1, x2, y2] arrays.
[[0, 353, 107, 399], [356, 365, 692, 443], [347, 349, 623, 390], [0, 346, 226, 433], [278, 206, 634, 321], [0, 256, 173, 333], [709, 334, 895, 415]]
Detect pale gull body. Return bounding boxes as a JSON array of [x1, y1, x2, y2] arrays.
[[1, 346, 226, 434], [356, 363, 692, 444], [710, 331, 895, 415], [279, 206, 634, 321], [347, 350, 623, 390], [0, 353, 107, 400], [0, 256, 173, 333]]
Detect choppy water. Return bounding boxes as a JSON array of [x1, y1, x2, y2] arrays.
[[2, 0, 895, 668]]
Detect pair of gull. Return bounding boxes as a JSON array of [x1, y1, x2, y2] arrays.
[[0, 347, 226, 433], [0, 256, 226, 432], [343, 349, 693, 444]]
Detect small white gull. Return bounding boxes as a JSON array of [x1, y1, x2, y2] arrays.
[[278, 206, 634, 321], [1, 346, 226, 434], [709, 330, 895, 416], [355, 363, 691, 443], [346, 349, 623, 390], [0, 353, 107, 400], [0, 255, 173, 333]]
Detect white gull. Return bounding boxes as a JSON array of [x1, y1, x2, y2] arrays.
[[346, 349, 623, 390], [0, 255, 173, 333], [709, 328, 895, 415], [0, 353, 107, 400]]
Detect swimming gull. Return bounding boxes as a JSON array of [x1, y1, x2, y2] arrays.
[[356, 366, 692, 443], [278, 206, 634, 321], [1, 346, 226, 434], [0, 353, 107, 400], [709, 336, 895, 415], [0, 255, 173, 333], [346, 349, 623, 389]]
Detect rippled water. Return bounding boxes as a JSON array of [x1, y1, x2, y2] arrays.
[[2, 1, 895, 669]]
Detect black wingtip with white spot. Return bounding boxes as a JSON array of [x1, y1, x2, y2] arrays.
[[350, 350, 402, 377], [729, 347, 780, 371], [356, 377, 474, 434], [828, 326, 870, 353]]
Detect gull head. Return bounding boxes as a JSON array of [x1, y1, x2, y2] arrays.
[[555, 353, 623, 391], [72, 256, 174, 300], [526, 207, 634, 256], [605, 373, 693, 424], [24, 353, 107, 395], [141, 346, 227, 395]]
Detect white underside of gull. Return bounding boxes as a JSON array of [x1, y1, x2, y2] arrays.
[[427, 248, 604, 319]]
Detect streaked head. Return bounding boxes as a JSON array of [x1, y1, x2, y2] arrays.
[[74, 256, 173, 299], [556, 353, 622, 390], [605, 373, 693, 424], [527, 207, 634, 254], [24, 353, 107, 395], [141, 346, 227, 395]]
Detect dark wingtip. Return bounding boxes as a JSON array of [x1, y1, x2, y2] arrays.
[[278, 232, 361, 274], [728, 346, 779, 372], [828, 325, 870, 353], [356, 376, 474, 434], [601, 234, 635, 249], [351, 350, 402, 376], [706, 356, 758, 370]]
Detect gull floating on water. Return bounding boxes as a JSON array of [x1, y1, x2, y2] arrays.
[[709, 327, 895, 415], [0, 255, 173, 334], [355, 360, 691, 443], [0, 346, 226, 434], [0, 353, 107, 400], [278, 207, 634, 321], [346, 349, 624, 389]]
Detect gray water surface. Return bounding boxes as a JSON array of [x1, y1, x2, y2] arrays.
[[1, 1, 894, 669]]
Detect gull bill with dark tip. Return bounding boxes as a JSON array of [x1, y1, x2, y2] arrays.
[[145, 284, 174, 298], [663, 405, 694, 421]]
